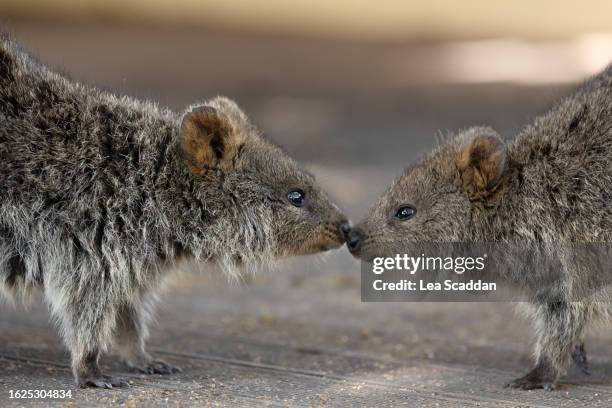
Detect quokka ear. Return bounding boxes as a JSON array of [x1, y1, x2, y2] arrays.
[[456, 127, 507, 199], [180, 105, 245, 174]]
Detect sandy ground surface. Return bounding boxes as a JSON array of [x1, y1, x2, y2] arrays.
[[2, 20, 612, 407]]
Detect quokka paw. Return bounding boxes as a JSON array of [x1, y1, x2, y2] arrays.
[[133, 359, 182, 375], [505, 373, 556, 391], [78, 374, 128, 389]]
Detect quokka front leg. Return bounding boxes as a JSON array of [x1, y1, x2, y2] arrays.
[[45, 273, 127, 388], [507, 300, 588, 391], [114, 302, 181, 375]]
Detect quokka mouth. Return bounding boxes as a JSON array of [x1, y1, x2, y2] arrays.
[[318, 238, 345, 252], [296, 231, 345, 255], [318, 241, 342, 252]]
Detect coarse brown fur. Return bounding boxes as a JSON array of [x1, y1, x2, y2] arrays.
[[0, 35, 348, 388], [348, 65, 612, 390]]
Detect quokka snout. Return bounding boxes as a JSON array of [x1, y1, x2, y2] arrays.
[[0, 36, 348, 388]]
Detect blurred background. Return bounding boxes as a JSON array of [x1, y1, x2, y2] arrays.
[[3, 1, 612, 218], [3, 2, 612, 406], [3, 1, 612, 220]]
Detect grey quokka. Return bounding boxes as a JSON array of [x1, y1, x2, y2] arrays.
[[0, 36, 348, 388], [348, 65, 612, 390]]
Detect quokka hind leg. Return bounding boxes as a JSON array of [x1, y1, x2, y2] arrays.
[[507, 300, 589, 391], [45, 275, 127, 388], [114, 302, 181, 375], [571, 342, 590, 375]]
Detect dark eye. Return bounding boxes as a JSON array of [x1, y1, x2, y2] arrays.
[[287, 189, 306, 207], [395, 204, 416, 220]]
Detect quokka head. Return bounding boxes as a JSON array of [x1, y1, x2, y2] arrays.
[[347, 126, 509, 261], [179, 97, 349, 263]]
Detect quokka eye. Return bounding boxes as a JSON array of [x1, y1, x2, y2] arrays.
[[395, 204, 416, 220], [287, 189, 306, 207]]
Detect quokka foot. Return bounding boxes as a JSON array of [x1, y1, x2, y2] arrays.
[[77, 374, 128, 389], [505, 368, 556, 391], [131, 359, 182, 375]]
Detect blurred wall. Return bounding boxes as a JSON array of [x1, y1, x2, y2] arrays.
[[2, 0, 612, 41]]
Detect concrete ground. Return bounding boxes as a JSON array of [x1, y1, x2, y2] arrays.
[[2, 20, 612, 407]]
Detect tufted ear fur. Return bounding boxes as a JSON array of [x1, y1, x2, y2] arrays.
[[180, 105, 245, 174], [456, 127, 507, 200]]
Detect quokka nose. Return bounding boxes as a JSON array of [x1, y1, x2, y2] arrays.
[[346, 229, 363, 253], [339, 222, 352, 240]]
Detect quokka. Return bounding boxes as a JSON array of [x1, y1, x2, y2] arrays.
[[0, 36, 349, 388], [347, 65, 612, 390]]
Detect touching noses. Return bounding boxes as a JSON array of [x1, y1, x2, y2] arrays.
[[335, 220, 363, 254], [346, 228, 363, 253], [339, 221, 351, 240]]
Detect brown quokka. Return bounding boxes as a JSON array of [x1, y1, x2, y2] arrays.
[[0, 36, 349, 388], [347, 65, 612, 390]]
